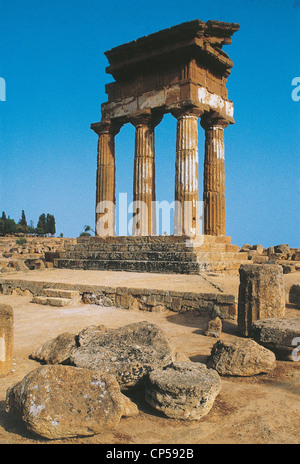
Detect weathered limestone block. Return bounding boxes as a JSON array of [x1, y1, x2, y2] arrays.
[[205, 316, 222, 338], [274, 244, 290, 257], [145, 362, 221, 420], [0, 304, 14, 376], [70, 321, 175, 389], [238, 264, 285, 336], [250, 317, 300, 361], [6, 365, 138, 439], [289, 285, 300, 307], [206, 339, 276, 376], [252, 244, 264, 255], [29, 332, 77, 365], [76, 324, 107, 346], [241, 243, 252, 251], [292, 251, 300, 261]]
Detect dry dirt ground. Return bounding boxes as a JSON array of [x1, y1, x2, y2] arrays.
[[0, 288, 299, 445]]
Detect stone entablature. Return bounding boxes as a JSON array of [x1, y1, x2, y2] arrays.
[[102, 19, 239, 123], [91, 19, 239, 237]]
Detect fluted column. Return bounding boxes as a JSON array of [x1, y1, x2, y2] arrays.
[[201, 114, 229, 236], [130, 112, 162, 236], [92, 120, 121, 236], [172, 108, 203, 237]]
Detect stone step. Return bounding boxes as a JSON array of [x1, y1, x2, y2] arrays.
[[75, 234, 232, 245], [31, 296, 73, 307], [68, 241, 237, 254], [67, 245, 196, 254], [41, 288, 80, 299], [55, 257, 248, 274], [65, 250, 248, 262], [197, 260, 249, 271], [55, 258, 201, 274], [66, 251, 198, 261]]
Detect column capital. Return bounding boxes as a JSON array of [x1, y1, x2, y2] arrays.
[[200, 112, 230, 131], [91, 119, 122, 136], [170, 105, 204, 121], [129, 110, 163, 129]]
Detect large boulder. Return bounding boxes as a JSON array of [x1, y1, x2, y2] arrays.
[[70, 321, 175, 389], [145, 362, 221, 420], [76, 324, 107, 346], [206, 338, 276, 376], [6, 365, 138, 440], [29, 332, 77, 365], [250, 317, 300, 361], [29, 325, 108, 365], [238, 264, 286, 336]]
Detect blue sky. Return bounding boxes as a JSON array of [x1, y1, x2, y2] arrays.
[[0, 0, 299, 247]]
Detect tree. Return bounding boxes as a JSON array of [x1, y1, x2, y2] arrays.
[[27, 220, 35, 235], [0, 212, 16, 236], [3, 216, 16, 235], [36, 213, 47, 235], [46, 214, 56, 236], [84, 225, 95, 234], [17, 210, 28, 234], [19, 210, 27, 227], [0, 212, 6, 236]]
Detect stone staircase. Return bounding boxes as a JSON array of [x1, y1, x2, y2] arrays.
[[54, 235, 249, 274], [31, 288, 80, 307]]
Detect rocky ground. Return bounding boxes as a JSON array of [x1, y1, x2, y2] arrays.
[[0, 292, 299, 444]]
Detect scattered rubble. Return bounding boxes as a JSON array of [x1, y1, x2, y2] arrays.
[[0, 236, 74, 273], [206, 339, 276, 376], [239, 243, 300, 274], [145, 362, 221, 420]]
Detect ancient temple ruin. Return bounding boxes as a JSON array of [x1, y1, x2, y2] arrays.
[[92, 19, 240, 237], [57, 19, 248, 274]]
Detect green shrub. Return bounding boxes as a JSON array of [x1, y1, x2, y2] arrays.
[[16, 237, 27, 246]]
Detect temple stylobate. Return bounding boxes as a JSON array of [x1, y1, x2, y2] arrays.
[[91, 19, 239, 238]]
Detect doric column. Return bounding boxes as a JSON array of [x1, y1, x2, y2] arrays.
[[201, 114, 229, 236], [91, 120, 121, 236], [172, 107, 203, 237], [130, 111, 162, 236]]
